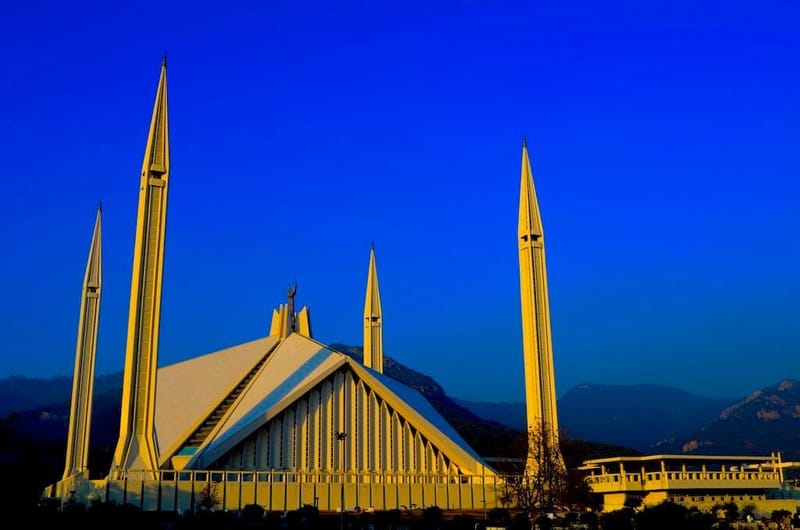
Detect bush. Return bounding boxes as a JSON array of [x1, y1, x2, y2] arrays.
[[772, 509, 791, 522], [686, 508, 717, 530], [535, 514, 554, 530], [509, 511, 531, 530], [298, 503, 319, 525], [241, 503, 265, 521], [373, 509, 402, 530], [580, 511, 599, 530], [487, 507, 510, 526], [450, 514, 477, 530], [423, 505, 443, 528], [635, 501, 689, 530], [600, 508, 635, 530], [722, 502, 738, 521]]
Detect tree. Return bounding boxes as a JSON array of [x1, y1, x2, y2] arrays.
[[497, 420, 568, 522], [772, 509, 792, 529], [635, 501, 688, 530], [686, 506, 717, 530], [487, 507, 511, 527], [241, 503, 265, 522], [623, 496, 643, 510], [599, 508, 635, 530], [579, 511, 599, 530], [197, 481, 220, 511], [722, 502, 738, 522], [423, 506, 443, 529]]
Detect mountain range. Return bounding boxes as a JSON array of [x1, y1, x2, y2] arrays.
[[455, 384, 734, 452], [1, 343, 798, 510], [455, 379, 800, 460]]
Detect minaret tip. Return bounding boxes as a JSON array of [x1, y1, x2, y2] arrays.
[[522, 135, 527, 148], [363, 242, 383, 373], [112, 57, 170, 475], [162, 53, 167, 67], [97, 201, 102, 213], [370, 240, 375, 251]]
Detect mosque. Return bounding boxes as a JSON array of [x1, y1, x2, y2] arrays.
[[43, 58, 561, 512], [45, 59, 797, 517]]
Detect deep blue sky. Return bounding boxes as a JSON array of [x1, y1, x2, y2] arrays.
[[1, 1, 798, 402]]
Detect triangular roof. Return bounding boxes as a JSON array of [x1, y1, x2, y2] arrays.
[[154, 336, 278, 466], [154, 333, 491, 474]]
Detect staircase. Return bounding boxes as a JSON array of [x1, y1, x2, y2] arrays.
[[171, 343, 277, 469]]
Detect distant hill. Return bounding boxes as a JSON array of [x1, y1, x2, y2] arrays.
[[9, 365, 800, 461], [0, 372, 121, 419], [456, 380, 800, 460], [0, 343, 644, 511], [5, 345, 799, 514], [0, 346, 526, 487], [559, 384, 735, 452], [456, 384, 735, 453], [667, 379, 800, 460], [451, 398, 526, 431], [0, 343, 636, 473]]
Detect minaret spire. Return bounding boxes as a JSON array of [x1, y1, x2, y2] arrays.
[[287, 281, 298, 333], [517, 140, 563, 470], [363, 244, 383, 373], [63, 205, 102, 480], [112, 60, 170, 478]]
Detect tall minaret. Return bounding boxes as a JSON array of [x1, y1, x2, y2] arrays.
[[63, 205, 102, 480], [363, 243, 383, 373], [517, 139, 563, 468], [111, 58, 170, 477]]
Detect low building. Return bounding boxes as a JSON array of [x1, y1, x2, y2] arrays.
[[579, 453, 800, 516]]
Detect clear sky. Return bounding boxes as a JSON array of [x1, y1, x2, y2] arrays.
[[1, 1, 798, 403]]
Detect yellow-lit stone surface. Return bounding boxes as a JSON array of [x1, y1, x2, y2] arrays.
[[363, 244, 383, 373], [580, 454, 799, 516], [111, 58, 170, 477], [42, 61, 799, 515], [517, 140, 563, 471], [63, 206, 102, 480]]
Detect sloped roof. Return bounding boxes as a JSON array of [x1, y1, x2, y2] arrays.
[[369, 370, 482, 462], [178, 333, 490, 473], [154, 336, 278, 465], [201, 334, 342, 461]]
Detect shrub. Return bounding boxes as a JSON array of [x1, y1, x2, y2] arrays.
[[635, 501, 688, 530], [241, 503, 265, 521], [423, 505, 443, 528], [487, 507, 510, 526]]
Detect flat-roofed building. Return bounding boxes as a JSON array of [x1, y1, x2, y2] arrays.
[[580, 453, 800, 516]]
